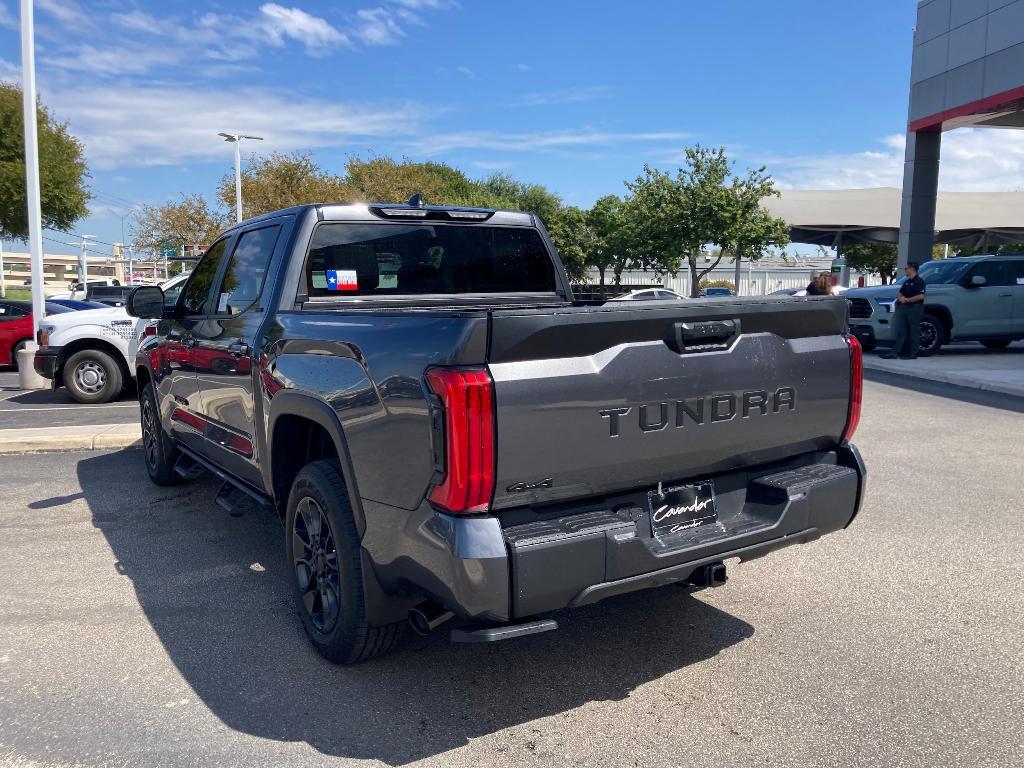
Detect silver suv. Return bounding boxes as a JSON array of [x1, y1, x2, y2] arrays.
[[844, 254, 1024, 356]]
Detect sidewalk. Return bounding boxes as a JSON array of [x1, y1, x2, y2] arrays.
[[863, 343, 1024, 398], [0, 423, 142, 455]]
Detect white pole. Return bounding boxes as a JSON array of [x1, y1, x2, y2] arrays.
[[128, 245, 134, 285], [20, 0, 45, 342], [79, 238, 88, 286], [234, 137, 243, 223], [0, 240, 5, 298]]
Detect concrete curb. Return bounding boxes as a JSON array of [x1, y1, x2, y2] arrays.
[[0, 424, 142, 455], [864, 358, 1024, 398]]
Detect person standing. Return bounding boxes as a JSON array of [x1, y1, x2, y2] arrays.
[[882, 262, 926, 359]]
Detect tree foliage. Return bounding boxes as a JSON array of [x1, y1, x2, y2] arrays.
[[217, 152, 352, 218], [0, 82, 90, 241], [843, 242, 899, 284], [620, 146, 788, 297], [130, 194, 227, 251]]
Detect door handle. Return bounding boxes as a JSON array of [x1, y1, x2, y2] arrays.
[[667, 319, 741, 354], [998, 292, 1012, 297], [229, 342, 250, 356]]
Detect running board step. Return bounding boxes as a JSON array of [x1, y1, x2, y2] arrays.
[[215, 480, 252, 517], [172, 453, 205, 480], [450, 619, 558, 644]]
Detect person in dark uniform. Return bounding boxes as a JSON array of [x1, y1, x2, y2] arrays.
[[882, 261, 927, 359]]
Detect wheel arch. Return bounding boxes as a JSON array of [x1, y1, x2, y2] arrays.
[[58, 338, 132, 383], [266, 392, 365, 533], [924, 304, 953, 336]]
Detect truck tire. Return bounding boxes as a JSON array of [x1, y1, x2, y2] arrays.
[[63, 349, 123, 403], [917, 315, 946, 357], [140, 382, 180, 486], [981, 339, 1011, 350], [285, 460, 405, 664]]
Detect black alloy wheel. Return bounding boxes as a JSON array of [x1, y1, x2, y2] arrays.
[[292, 496, 342, 634], [139, 382, 179, 485]]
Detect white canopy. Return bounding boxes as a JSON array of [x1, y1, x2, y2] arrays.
[[762, 187, 1024, 247]]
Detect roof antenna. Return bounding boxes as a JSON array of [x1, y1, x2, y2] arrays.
[[407, 193, 424, 208]]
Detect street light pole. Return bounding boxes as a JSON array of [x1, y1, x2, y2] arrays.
[[218, 132, 264, 223], [20, 0, 45, 348]]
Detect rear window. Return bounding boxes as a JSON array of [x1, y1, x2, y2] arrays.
[[306, 223, 557, 297]]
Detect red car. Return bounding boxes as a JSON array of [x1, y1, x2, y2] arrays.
[[0, 300, 74, 368]]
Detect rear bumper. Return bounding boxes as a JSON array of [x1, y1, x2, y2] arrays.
[[33, 346, 61, 380], [361, 445, 866, 624]]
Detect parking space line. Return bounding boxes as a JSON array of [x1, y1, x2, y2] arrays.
[[0, 404, 138, 412]]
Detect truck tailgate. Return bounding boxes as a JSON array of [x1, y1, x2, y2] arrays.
[[487, 297, 852, 510]]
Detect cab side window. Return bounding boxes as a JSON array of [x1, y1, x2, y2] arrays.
[[181, 239, 230, 315], [213, 226, 281, 316], [968, 261, 1013, 287]]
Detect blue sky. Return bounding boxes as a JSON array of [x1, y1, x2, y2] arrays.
[[1, 0, 1023, 257]]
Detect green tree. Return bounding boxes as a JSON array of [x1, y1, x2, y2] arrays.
[[622, 146, 788, 297], [0, 82, 90, 240], [587, 195, 631, 285], [218, 152, 353, 218], [130, 194, 227, 252], [843, 242, 899, 284], [545, 206, 594, 282]]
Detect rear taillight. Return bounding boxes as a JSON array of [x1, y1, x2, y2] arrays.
[[425, 367, 495, 514], [841, 335, 863, 443]]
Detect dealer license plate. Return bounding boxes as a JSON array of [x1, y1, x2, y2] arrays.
[[647, 482, 717, 538]]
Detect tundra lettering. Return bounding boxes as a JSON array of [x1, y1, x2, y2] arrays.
[[601, 387, 799, 437]]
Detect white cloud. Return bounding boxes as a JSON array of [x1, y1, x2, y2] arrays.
[[36, 1, 453, 77], [0, 3, 18, 30], [37, 0, 91, 28], [44, 84, 434, 169], [354, 8, 406, 45], [456, 65, 476, 79], [0, 57, 18, 81], [414, 129, 691, 156], [260, 4, 349, 51], [508, 85, 616, 108], [765, 130, 1024, 192]]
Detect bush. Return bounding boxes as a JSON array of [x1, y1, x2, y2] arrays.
[[699, 279, 736, 292]]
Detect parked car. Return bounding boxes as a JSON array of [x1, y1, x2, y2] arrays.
[[48, 298, 110, 311], [127, 201, 866, 664], [0, 300, 74, 368], [33, 273, 191, 401], [844, 254, 1024, 355], [606, 288, 686, 302], [700, 287, 735, 297], [49, 279, 122, 301]]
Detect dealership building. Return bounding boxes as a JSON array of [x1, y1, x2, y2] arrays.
[[899, 0, 1024, 266]]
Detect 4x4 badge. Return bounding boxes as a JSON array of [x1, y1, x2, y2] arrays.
[[506, 478, 553, 493]]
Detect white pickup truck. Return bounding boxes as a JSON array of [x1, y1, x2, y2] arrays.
[[33, 273, 190, 403]]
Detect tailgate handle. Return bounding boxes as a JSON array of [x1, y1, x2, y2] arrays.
[[668, 320, 740, 353]]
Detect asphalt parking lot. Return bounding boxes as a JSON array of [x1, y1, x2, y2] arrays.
[[0, 369, 137, 429], [0, 377, 1022, 768]]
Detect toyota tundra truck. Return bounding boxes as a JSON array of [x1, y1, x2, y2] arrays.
[[127, 200, 866, 664]]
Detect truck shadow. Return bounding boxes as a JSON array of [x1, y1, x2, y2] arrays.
[[78, 451, 754, 766]]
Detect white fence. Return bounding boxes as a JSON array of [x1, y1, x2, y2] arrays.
[[586, 264, 884, 296]]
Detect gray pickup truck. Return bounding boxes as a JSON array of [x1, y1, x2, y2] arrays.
[[127, 200, 866, 664]]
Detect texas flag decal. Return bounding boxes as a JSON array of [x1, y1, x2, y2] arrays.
[[326, 269, 358, 291]]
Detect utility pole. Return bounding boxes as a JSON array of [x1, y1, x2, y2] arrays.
[[218, 132, 263, 223], [69, 235, 95, 294]]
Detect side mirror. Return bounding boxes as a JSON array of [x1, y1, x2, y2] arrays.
[[969, 275, 987, 287], [126, 286, 165, 319]]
